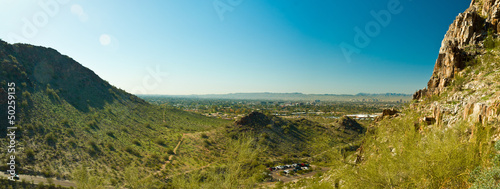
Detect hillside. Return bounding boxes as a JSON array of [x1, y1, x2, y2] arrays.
[[0, 39, 368, 188], [0, 40, 230, 188], [282, 0, 500, 188], [227, 112, 364, 157], [5, 1, 499, 188]]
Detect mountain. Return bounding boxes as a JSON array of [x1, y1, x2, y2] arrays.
[[0, 40, 146, 112], [0, 40, 229, 187]]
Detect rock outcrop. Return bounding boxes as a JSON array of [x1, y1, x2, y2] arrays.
[[414, 0, 500, 99], [336, 116, 364, 132], [374, 108, 400, 122], [235, 111, 273, 128], [462, 101, 500, 124]]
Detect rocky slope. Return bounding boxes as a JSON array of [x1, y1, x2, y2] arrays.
[[414, 0, 499, 99], [413, 0, 500, 129], [283, 1, 500, 188]]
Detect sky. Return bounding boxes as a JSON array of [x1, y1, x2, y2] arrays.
[[0, 0, 471, 95]]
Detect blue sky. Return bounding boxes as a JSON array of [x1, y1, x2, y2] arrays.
[[0, 0, 471, 95]]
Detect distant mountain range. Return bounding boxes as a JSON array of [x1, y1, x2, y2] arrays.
[[142, 92, 412, 102]]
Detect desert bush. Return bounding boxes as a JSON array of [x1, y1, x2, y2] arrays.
[[72, 165, 105, 189], [61, 119, 69, 127], [132, 139, 141, 146], [66, 139, 77, 148], [328, 111, 492, 188], [469, 141, 500, 188], [106, 142, 115, 151], [106, 131, 115, 138], [125, 146, 141, 157], [85, 140, 101, 157], [45, 133, 57, 146], [201, 133, 208, 139], [169, 136, 264, 188], [167, 149, 175, 155], [154, 138, 166, 146], [26, 148, 35, 162]]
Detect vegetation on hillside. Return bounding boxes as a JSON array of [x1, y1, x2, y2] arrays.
[[0, 40, 231, 187], [279, 30, 500, 189]]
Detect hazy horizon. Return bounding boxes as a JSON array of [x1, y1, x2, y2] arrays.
[[0, 0, 470, 95], [137, 92, 413, 96]]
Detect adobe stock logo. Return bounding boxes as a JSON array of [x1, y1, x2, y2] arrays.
[[213, 0, 244, 21], [340, 0, 410, 63], [132, 65, 170, 95], [7, 0, 70, 43]]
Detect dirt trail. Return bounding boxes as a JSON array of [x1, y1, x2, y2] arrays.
[[170, 134, 185, 160], [259, 166, 330, 188], [156, 133, 214, 179], [0, 172, 76, 188], [0, 135, 189, 188], [156, 134, 185, 175]]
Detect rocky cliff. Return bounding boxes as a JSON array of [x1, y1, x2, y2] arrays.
[[414, 0, 500, 99], [412, 0, 500, 129], [305, 1, 500, 188]]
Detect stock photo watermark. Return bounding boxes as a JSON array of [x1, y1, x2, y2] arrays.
[[132, 65, 169, 95], [340, 0, 411, 63], [213, 0, 244, 21], [7, 0, 70, 43], [6, 82, 18, 181]]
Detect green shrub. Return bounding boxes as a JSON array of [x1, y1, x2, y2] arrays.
[[125, 146, 141, 157], [203, 139, 211, 148], [61, 119, 69, 127], [132, 139, 141, 146], [106, 131, 115, 138], [106, 143, 115, 151], [87, 121, 98, 130], [25, 148, 35, 162], [154, 138, 166, 146], [162, 154, 170, 161], [330, 112, 492, 188], [453, 74, 466, 91], [45, 133, 57, 146], [469, 141, 500, 188], [201, 133, 208, 139], [485, 36, 495, 49], [167, 149, 175, 155], [67, 139, 77, 148], [86, 141, 100, 156], [22, 91, 31, 98]]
